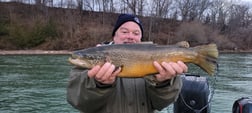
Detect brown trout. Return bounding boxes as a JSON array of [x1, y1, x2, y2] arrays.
[[68, 43, 218, 77]]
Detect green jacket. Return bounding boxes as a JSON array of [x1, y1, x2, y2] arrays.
[[67, 68, 182, 113]]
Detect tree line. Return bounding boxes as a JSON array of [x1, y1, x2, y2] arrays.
[[7, 0, 252, 26], [0, 0, 251, 50]]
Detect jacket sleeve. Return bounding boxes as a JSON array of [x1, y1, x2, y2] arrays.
[[145, 76, 182, 111], [66, 68, 115, 113]]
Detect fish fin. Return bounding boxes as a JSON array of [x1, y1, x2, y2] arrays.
[[176, 41, 190, 48], [195, 44, 219, 75]]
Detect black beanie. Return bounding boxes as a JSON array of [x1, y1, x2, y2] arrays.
[[112, 14, 143, 37]]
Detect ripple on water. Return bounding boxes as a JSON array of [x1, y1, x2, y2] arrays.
[[0, 54, 251, 113]]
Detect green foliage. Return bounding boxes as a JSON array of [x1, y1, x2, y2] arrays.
[[8, 24, 28, 48], [0, 22, 9, 36], [8, 20, 58, 49]]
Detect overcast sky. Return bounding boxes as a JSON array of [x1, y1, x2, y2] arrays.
[[241, 0, 252, 3]]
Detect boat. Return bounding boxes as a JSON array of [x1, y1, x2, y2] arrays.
[[174, 74, 211, 113], [232, 97, 252, 113], [174, 74, 252, 113]]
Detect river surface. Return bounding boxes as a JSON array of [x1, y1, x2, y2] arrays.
[[0, 53, 251, 113]]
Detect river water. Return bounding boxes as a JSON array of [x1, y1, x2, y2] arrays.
[[0, 53, 251, 113]]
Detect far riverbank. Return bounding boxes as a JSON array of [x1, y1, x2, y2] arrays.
[[0, 50, 71, 55]]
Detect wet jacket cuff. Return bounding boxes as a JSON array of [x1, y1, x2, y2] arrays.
[[144, 76, 174, 88], [94, 80, 115, 88], [155, 79, 174, 88]]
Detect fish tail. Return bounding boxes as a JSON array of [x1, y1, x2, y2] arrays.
[[195, 44, 219, 75]]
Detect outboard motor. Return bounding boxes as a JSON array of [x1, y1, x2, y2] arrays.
[[174, 74, 211, 113], [232, 97, 252, 113]]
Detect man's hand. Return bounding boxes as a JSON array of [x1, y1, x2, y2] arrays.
[[153, 61, 188, 82], [87, 62, 121, 85]]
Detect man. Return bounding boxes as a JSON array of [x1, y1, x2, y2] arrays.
[[67, 14, 188, 113]]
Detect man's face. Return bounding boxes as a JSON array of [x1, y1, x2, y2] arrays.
[[113, 21, 142, 44]]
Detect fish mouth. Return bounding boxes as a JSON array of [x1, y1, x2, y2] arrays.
[[70, 54, 79, 59], [68, 55, 90, 68], [68, 57, 80, 65]]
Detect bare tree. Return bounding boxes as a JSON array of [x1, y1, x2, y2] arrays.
[[176, 0, 211, 21], [121, 0, 137, 14], [195, 0, 212, 21], [55, 0, 64, 8], [94, 0, 115, 12], [35, 0, 42, 5], [228, 4, 250, 31], [150, 0, 173, 18], [137, 0, 144, 16], [102, 0, 110, 12], [208, 0, 229, 31], [76, 0, 84, 11], [66, 0, 76, 8], [109, 0, 115, 12], [120, 0, 145, 15], [45, 0, 54, 7], [83, 0, 94, 11], [177, 0, 192, 21]]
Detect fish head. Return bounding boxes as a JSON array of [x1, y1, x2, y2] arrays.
[[68, 50, 107, 69]]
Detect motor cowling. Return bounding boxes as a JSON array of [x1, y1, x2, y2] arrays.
[[232, 97, 252, 113], [174, 74, 211, 113]]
